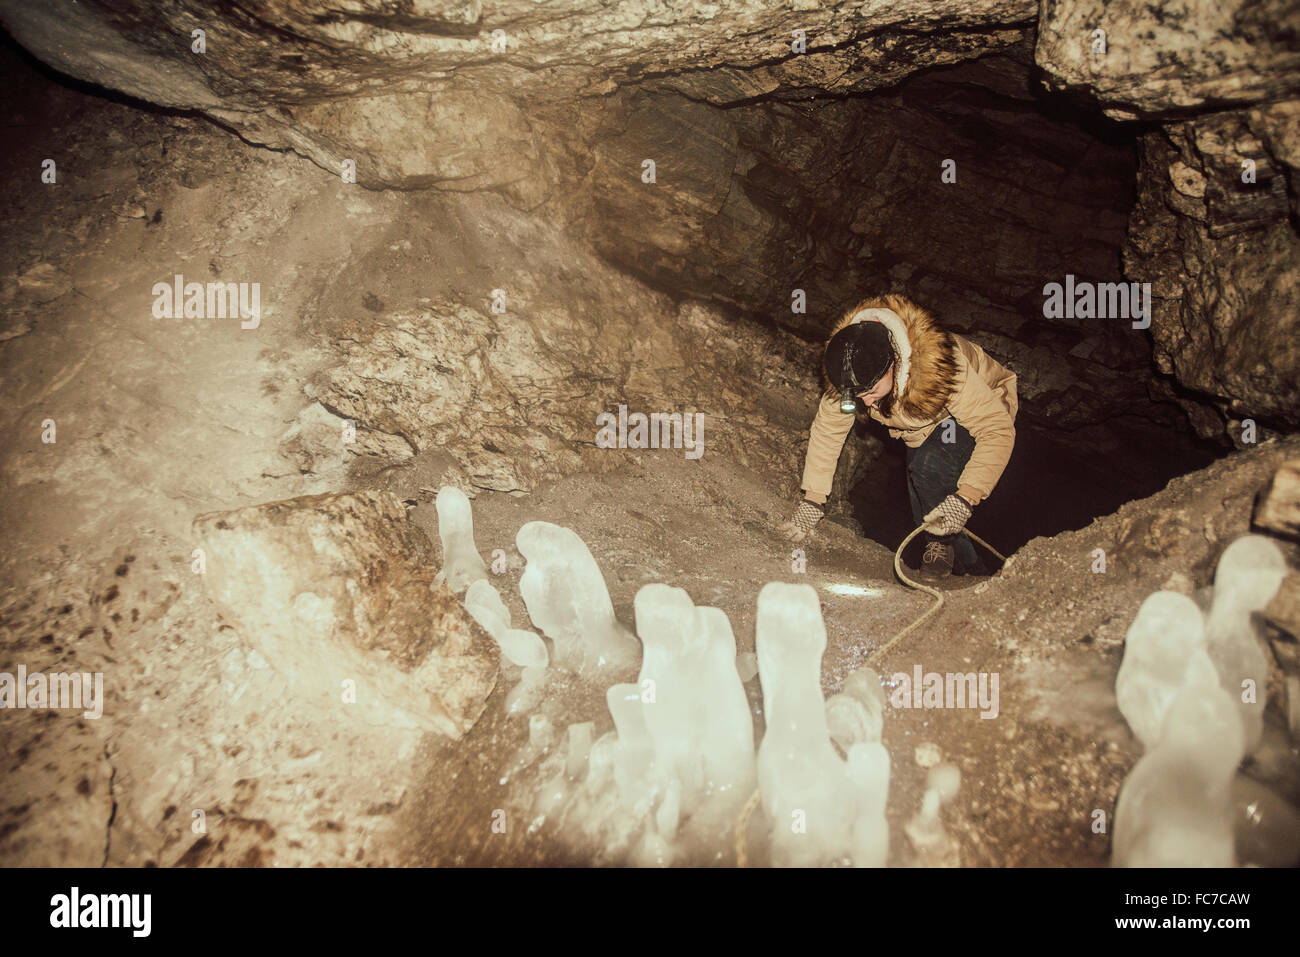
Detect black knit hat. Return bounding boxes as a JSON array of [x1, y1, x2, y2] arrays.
[[825, 320, 894, 393]]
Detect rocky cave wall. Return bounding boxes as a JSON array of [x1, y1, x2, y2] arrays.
[[0, 0, 1296, 456], [571, 52, 1190, 474]]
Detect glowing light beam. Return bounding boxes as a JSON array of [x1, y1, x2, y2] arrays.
[[824, 583, 883, 597]]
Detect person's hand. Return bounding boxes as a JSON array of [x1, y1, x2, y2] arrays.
[[780, 500, 824, 542], [922, 494, 972, 536]]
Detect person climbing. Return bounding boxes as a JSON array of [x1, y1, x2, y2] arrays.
[[780, 293, 1018, 580]]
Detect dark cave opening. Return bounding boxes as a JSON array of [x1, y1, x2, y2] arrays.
[[848, 413, 1224, 564], [575, 46, 1239, 560], [722, 52, 1236, 559]]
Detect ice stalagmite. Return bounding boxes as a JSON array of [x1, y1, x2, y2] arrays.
[[826, 667, 886, 753], [904, 763, 959, 857], [1109, 535, 1285, 867], [1115, 591, 1211, 750], [464, 578, 549, 716], [832, 668, 890, 867], [517, 521, 641, 674], [1203, 535, 1287, 753], [845, 740, 891, 867], [564, 728, 651, 855], [755, 582, 889, 866], [505, 665, 547, 715], [502, 713, 558, 783], [1112, 669, 1245, 867], [633, 584, 756, 823], [435, 486, 488, 591], [566, 722, 595, 780], [464, 579, 548, 668], [606, 683, 659, 819]]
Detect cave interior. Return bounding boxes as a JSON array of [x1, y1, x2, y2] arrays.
[[0, 0, 1298, 871]]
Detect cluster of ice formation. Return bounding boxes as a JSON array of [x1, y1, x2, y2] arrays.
[[538, 584, 759, 865], [435, 489, 893, 865], [463, 578, 551, 714], [756, 583, 891, 867], [516, 521, 641, 674], [435, 494, 551, 711], [1112, 534, 1287, 867], [464, 579, 548, 668], [434, 486, 488, 591], [1204, 535, 1288, 752]]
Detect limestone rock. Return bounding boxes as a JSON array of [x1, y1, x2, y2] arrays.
[[1036, 0, 1300, 119], [8, 262, 73, 306], [1254, 459, 1300, 540], [0, 0, 1034, 192], [1263, 574, 1300, 650], [0, 713, 113, 866], [3, 0, 1291, 436], [1124, 114, 1300, 433], [278, 402, 353, 477], [193, 489, 499, 737], [304, 280, 815, 495]]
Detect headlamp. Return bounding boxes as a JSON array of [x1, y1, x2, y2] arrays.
[[839, 343, 859, 413]]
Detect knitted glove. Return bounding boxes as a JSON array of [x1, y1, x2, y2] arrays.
[[922, 494, 972, 537], [780, 500, 824, 542]]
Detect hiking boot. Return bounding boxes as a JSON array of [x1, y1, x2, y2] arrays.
[[918, 540, 955, 581]]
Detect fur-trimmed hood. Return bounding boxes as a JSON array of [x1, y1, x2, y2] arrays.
[[821, 293, 959, 423]]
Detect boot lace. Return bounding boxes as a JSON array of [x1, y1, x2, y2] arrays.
[[923, 540, 949, 564]]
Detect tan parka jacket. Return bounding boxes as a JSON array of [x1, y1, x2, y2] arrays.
[[800, 294, 1018, 507]]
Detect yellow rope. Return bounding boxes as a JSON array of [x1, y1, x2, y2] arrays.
[[867, 524, 1006, 666], [734, 524, 1008, 866], [734, 787, 763, 867]]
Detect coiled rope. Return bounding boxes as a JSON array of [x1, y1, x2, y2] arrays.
[[733, 523, 1008, 866]]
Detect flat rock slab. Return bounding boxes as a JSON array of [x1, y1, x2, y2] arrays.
[[193, 489, 498, 737]]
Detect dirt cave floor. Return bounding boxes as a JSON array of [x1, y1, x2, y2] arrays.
[[1, 61, 1298, 869], [389, 440, 1300, 868]]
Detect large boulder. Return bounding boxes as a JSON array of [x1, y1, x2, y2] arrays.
[[193, 489, 499, 737]]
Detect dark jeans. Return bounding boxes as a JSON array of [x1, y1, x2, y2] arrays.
[[905, 420, 983, 574]]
